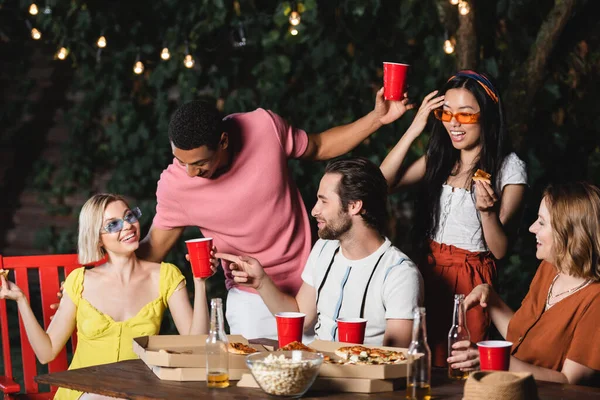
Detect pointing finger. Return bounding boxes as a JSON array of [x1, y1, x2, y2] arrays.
[[215, 252, 242, 264]]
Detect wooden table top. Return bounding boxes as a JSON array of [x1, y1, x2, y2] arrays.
[[35, 358, 600, 400]]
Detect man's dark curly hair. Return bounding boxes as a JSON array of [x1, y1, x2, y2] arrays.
[[168, 101, 223, 150]]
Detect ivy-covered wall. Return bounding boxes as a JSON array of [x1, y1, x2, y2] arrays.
[[3, 0, 599, 312]]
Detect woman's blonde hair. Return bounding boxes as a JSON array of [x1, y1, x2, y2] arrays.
[[78, 193, 128, 264], [544, 182, 600, 281]]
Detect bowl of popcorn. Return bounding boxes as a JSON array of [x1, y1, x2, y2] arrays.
[[246, 351, 323, 398]]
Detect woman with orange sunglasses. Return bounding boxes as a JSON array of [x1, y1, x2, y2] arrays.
[[380, 71, 527, 367]]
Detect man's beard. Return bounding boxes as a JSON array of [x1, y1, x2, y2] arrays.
[[317, 213, 352, 240]]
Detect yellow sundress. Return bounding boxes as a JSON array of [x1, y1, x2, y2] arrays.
[[54, 262, 185, 400]]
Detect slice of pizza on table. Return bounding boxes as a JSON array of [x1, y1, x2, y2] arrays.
[[228, 342, 258, 355]]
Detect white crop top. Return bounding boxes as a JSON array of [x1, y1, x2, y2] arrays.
[[431, 152, 527, 252]]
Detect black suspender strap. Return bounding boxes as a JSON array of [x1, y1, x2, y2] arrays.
[[316, 245, 387, 318], [316, 246, 339, 308], [314, 246, 339, 333], [359, 252, 386, 318]]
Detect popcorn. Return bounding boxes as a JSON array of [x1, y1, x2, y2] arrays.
[[249, 353, 320, 396]]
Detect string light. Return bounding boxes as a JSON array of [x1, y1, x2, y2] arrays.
[[96, 35, 107, 48], [56, 47, 69, 60], [289, 11, 301, 26], [31, 28, 41, 40], [449, 0, 460, 5], [133, 61, 144, 74], [458, 1, 471, 15], [21, 3, 312, 72], [183, 41, 195, 68], [231, 23, 247, 48], [183, 54, 195, 68], [443, 39, 455, 54]]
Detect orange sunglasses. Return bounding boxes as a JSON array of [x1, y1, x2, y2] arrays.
[[433, 109, 481, 124]]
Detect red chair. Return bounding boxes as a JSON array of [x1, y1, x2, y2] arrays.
[[0, 254, 82, 400]]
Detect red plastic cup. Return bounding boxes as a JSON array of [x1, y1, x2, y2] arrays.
[[185, 238, 213, 278], [275, 312, 305, 348], [383, 62, 410, 101], [477, 340, 513, 371], [336, 318, 367, 344]]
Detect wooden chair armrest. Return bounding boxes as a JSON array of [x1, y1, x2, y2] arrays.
[[0, 375, 20, 394]]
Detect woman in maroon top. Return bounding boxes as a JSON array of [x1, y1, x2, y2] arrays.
[[447, 182, 600, 386]]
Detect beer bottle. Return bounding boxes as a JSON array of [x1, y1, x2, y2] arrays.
[[406, 307, 431, 400], [206, 298, 229, 388], [448, 294, 471, 380]]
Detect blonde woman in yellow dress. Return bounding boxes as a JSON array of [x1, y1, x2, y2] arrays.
[[0, 194, 216, 400]]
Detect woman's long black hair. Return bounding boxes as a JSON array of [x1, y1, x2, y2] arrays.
[[412, 71, 512, 265]]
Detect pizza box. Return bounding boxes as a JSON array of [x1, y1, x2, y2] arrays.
[[132, 335, 267, 370], [143, 362, 246, 382], [309, 340, 410, 380], [237, 373, 405, 393]]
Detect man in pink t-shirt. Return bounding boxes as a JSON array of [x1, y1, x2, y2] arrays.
[[138, 91, 413, 339]]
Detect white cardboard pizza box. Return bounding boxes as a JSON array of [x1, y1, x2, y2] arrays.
[[237, 373, 405, 393], [132, 335, 266, 370], [143, 361, 246, 382], [309, 339, 410, 380]]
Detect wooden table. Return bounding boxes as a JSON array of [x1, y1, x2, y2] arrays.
[[35, 358, 600, 400]]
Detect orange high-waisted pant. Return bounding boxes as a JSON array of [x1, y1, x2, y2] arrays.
[[422, 240, 497, 367]]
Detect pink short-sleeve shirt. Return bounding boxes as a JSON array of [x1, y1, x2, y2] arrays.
[[153, 109, 312, 296]]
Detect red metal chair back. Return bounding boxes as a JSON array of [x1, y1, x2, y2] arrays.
[[0, 254, 82, 399]]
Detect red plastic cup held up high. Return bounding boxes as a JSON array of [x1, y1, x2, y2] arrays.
[[185, 238, 213, 278], [383, 62, 410, 101]]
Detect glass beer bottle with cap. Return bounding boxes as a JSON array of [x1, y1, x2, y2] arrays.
[[448, 294, 471, 380], [206, 298, 229, 388], [406, 307, 431, 400]]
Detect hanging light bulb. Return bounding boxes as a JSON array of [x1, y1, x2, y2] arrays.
[[97, 35, 107, 48], [56, 47, 69, 60], [133, 61, 144, 74], [289, 11, 301, 26], [289, 25, 299, 36], [449, 0, 460, 5], [160, 47, 170, 60], [184, 54, 195, 68], [31, 28, 41, 40], [443, 39, 455, 54], [458, 1, 471, 15], [29, 3, 39, 15], [231, 23, 247, 48]]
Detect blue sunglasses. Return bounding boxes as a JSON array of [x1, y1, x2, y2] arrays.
[[102, 207, 142, 234]]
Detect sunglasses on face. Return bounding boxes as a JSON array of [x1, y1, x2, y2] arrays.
[[102, 207, 142, 234], [433, 109, 481, 124]]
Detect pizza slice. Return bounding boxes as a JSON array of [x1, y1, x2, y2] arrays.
[[228, 342, 258, 355], [472, 169, 492, 184], [278, 341, 316, 352], [335, 346, 407, 365], [334, 345, 371, 360]]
